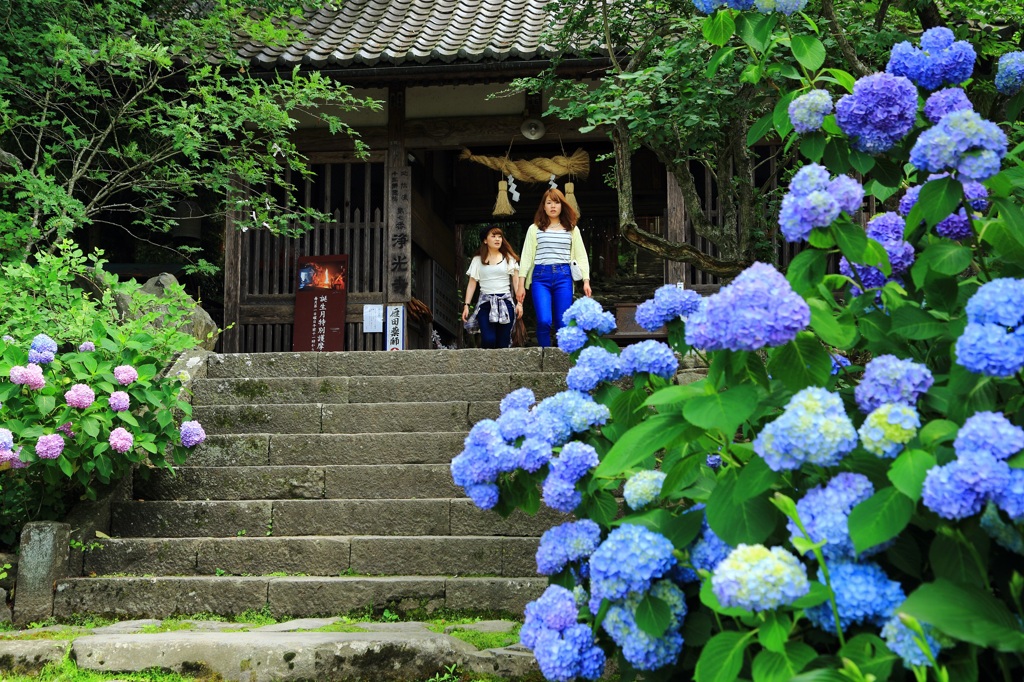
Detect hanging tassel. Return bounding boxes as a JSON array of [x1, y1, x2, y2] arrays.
[[493, 180, 515, 216], [564, 181, 581, 218]]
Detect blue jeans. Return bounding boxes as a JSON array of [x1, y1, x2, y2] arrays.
[[478, 299, 514, 348], [530, 264, 573, 347]]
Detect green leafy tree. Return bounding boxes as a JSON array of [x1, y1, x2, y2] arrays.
[[0, 0, 379, 270]]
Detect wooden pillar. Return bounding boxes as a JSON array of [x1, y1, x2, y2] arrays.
[[222, 202, 242, 353], [665, 167, 687, 286], [386, 85, 411, 305]]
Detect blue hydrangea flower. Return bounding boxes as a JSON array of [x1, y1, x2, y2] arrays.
[[0, 429, 12, 451], [882, 615, 942, 668], [568, 346, 623, 393], [981, 502, 1024, 551], [886, 27, 976, 90], [921, 455, 1011, 519], [620, 340, 678, 378], [466, 483, 499, 509], [855, 354, 934, 414], [542, 474, 582, 513], [706, 453, 722, 469], [725, 0, 755, 8], [910, 110, 1008, 181], [712, 544, 809, 612], [562, 298, 616, 335], [623, 470, 667, 510], [806, 561, 905, 632], [691, 526, 733, 573], [778, 164, 856, 241], [956, 323, 1024, 377], [522, 585, 580, 647], [898, 185, 922, 217], [935, 208, 972, 240], [602, 581, 686, 671], [532, 391, 611, 445], [693, 0, 723, 13], [556, 325, 588, 354], [549, 441, 599, 483], [496, 407, 530, 441], [754, 387, 858, 471], [994, 468, 1024, 520], [789, 472, 875, 561], [685, 262, 809, 351], [754, 0, 808, 15], [789, 90, 833, 134], [859, 404, 920, 458], [537, 520, 603, 575], [835, 73, 918, 153], [501, 387, 536, 413], [588, 525, 676, 613], [635, 285, 703, 332], [859, 212, 915, 275], [831, 353, 851, 375], [966, 278, 1024, 326], [28, 334, 57, 364], [790, 164, 831, 196], [838, 257, 891, 298], [996, 51, 1024, 95], [954, 411, 1024, 460], [829, 175, 865, 214], [924, 88, 973, 123]]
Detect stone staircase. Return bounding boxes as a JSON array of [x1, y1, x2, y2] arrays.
[[52, 348, 573, 621]]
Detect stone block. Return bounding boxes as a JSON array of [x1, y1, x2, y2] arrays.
[[322, 402, 469, 434], [192, 377, 348, 405], [317, 347, 544, 376], [52, 576, 269, 619], [195, 537, 351, 576], [271, 500, 449, 537], [541, 347, 573, 373], [349, 537, 502, 576], [467, 401, 501, 423], [185, 434, 270, 467], [207, 352, 318, 378], [347, 374, 510, 404], [135, 466, 325, 501], [268, 577, 446, 618], [194, 404, 321, 435], [0, 640, 70, 675], [270, 433, 465, 466], [444, 577, 546, 615], [509, 372, 566, 400], [323, 464, 460, 499], [84, 539, 200, 576], [13, 522, 71, 625], [450, 499, 569, 537], [501, 537, 541, 577], [110, 501, 272, 538]]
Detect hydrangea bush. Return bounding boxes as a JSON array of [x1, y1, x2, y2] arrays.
[[452, 10, 1024, 682], [0, 325, 206, 546]]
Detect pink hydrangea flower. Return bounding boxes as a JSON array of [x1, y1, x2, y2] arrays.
[[65, 383, 95, 409], [0, 447, 24, 468], [108, 391, 130, 412], [113, 365, 138, 386], [180, 420, 206, 448], [57, 422, 76, 439], [36, 433, 65, 459], [10, 364, 45, 390], [109, 427, 134, 453]]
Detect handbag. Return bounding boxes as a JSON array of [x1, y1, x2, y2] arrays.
[[570, 260, 584, 281], [511, 317, 527, 347]]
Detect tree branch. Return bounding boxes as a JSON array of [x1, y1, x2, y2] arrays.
[[820, 0, 872, 78]]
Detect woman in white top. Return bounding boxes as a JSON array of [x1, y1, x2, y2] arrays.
[[462, 226, 523, 348]]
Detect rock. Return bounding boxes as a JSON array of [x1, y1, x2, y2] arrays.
[[0, 588, 11, 623], [12, 522, 71, 625], [140, 274, 219, 351]]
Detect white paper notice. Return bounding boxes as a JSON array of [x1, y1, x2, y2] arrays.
[[363, 305, 384, 333]]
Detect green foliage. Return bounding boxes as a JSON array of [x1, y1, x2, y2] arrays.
[[0, 0, 380, 264]]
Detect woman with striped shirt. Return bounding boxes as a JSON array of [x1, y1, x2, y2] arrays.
[[516, 189, 592, 347]]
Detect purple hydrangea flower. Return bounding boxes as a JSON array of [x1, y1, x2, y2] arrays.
[[10, 364, 45, 390], [789, 89, 833, 134], [64, 383, 95, 409], [924, 88, 973, 123], [829, 175, 865, 214], [706, 453, 722, 469], [805, 561, 905, 632], [755, 387, 858, 471], [109, 427, 134, 454], [712, 544, 809, 611], [835, 73, 918, 153], [179, 420, 206, 448], [588, 525, 676, 613], [562, 298, 616, 335], [556, 326, 588, 354], [995, 51, 1024, 95], [36, 433, 65, 459], [935, 209, 972, 240], [78, 341, 96, 352], [865, 212, 915, 275], [536, 520, 603, 575], [790, 473, 876, 561], [28, 334, 57, 364], [838, 258, 890, 297], [623, 470, 667, 510], [635, 284, 702, 332], [910, 110, 1008, 181], [954, 412, 1024, 460], [685, 262, 809, 351], [113, 365, 139, 386], [777, 164, 860, 241], [620, 340, 678, 378], [57, 422, 75, 439], [108, 391, 130, 413], [855, 355, 933, 414], [886, 27, 976, 90]]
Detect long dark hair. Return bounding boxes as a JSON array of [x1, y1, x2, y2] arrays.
[[533, 188, 578, 230], [476, 226, 521, 265]]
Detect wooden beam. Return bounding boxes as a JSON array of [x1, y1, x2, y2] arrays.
[[222, 203, 242, 353], [386, 86, 413, 305], [665, 167, 686, 286]]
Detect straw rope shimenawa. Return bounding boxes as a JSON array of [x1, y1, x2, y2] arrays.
[[460, 148, 590, 182]]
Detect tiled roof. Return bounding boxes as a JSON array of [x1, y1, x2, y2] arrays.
[[239, 0, 569, 69]]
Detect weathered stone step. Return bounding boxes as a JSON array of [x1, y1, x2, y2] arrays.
[[206, 348, 571, 379], [191, 372, 565, 406], [83, 536, 539, 578], [110, 499, 569, 538], [54, 575, 547, 620], [134, 464, 461, 500], [188, 432, 468, 467], [194, 402, 503, 435]]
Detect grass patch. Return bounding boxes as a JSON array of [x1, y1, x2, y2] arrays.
[[305, 619, 368, 633], [444, 624, 521, 651], [138, 620, 197, 634], [1, 657, 202, 681], [233, 605, 277, 626]]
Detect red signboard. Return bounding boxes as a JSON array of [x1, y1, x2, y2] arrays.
[[292, 255, 348, 352]]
